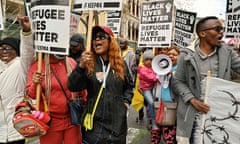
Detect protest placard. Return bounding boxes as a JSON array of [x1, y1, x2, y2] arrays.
[[70, 13, 80, 37], [31, 0, 71, 55], [174, 9, 196, 48], [225, 0, 240, 38], [72, 0, 122, 11], [138, 0, 173, 48], [72, 0, 123, 50], [106, 11, 121, 35]]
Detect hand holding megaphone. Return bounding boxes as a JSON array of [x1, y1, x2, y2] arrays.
[[152, 54, 172, 88]]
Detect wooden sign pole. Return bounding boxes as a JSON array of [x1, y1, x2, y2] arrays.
[[86, 10, 93, 51], [36, 52, 42, 110], [200, 71, 211, 144]]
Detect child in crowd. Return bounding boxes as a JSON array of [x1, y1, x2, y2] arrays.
[[137, 49, 159, 144]]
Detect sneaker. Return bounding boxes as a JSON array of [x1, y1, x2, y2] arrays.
[[136, 116, 144, 125], [151, 128, 160, 144]]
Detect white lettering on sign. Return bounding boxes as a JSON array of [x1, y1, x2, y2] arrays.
[[142, 3, 164, 10], [84, 2, 102, 8]]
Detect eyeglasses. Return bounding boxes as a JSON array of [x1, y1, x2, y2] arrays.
[[201, 26, 225, 33], [92, 33, 109, 40], [0, 46, 14, 51]]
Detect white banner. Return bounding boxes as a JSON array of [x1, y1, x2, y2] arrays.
[[197, 77, 240, 144]]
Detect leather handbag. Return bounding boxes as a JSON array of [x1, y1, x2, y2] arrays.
[[155, 99, 177, 126]]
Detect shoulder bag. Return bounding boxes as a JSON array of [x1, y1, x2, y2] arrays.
[[154, 85, 177, 126], [155, 100, 177, 126], [51, 66, 83, 125], [83, 85, 103, 131]]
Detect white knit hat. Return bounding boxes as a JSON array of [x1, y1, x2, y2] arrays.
[[142, 50, 154, 61]]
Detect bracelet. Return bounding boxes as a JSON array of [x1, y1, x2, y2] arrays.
[[22, 30, 32, 36]]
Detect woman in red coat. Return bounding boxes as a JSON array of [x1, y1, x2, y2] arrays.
[[26, 53, 83, 144]]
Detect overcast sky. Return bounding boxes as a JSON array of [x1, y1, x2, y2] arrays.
[[193, 0, 227, 19]]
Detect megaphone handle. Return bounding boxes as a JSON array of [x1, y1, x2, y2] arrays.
[[163, 74, 170, 88], [156, 75, 162, 102]]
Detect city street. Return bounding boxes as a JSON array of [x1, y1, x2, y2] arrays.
[[26, 106, 151, 144], [127, 106, 150, 144]]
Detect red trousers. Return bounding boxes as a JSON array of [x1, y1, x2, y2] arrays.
[[40, 125, 81, 144]]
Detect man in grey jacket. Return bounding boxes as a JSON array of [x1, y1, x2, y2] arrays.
[[172, 16, 240, 144]]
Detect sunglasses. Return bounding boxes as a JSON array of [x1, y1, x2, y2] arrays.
[[92, 33, 109, 40], [0, 46, 14, 51], [201, 26, 225, 33]]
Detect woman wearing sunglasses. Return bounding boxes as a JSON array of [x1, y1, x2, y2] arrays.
[[68, 26, 134, 144]]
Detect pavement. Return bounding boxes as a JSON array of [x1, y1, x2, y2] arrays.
[[127, 106, 151, 144], [25, 106, 151, 144]]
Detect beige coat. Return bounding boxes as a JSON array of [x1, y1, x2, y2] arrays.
[[0, 32, 35, 143]]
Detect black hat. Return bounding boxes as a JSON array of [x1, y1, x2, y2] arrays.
[[70, 33, 84, 46], [0, 37, 20, 56]]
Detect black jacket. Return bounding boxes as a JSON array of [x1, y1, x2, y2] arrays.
[[68, 56, 133, 138]]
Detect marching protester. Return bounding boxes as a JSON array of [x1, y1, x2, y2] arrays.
[[69, 33, 85, 63], [26, 54, 83, 143], [69, 33, 88, 103], [120, 38, 137, 82], [119, 39, 147, 124], [154, 47, 168, 55], [0, 46, 6, 73], [0, 16, 35, 144], [155, 45, 180, 144], [68, 26, 134, 144], [131, 47, 152, 129], [232, 40, 240, 56], [25, 26, 84, 144], [172, 16, 240, 144]]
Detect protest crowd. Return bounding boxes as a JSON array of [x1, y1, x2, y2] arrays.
[[1, 0, 240, 144]]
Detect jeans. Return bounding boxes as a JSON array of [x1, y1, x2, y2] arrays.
[[143, 89, 158, 128]]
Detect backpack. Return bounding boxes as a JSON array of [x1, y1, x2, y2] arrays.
[[12, 95, 51, 138]]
